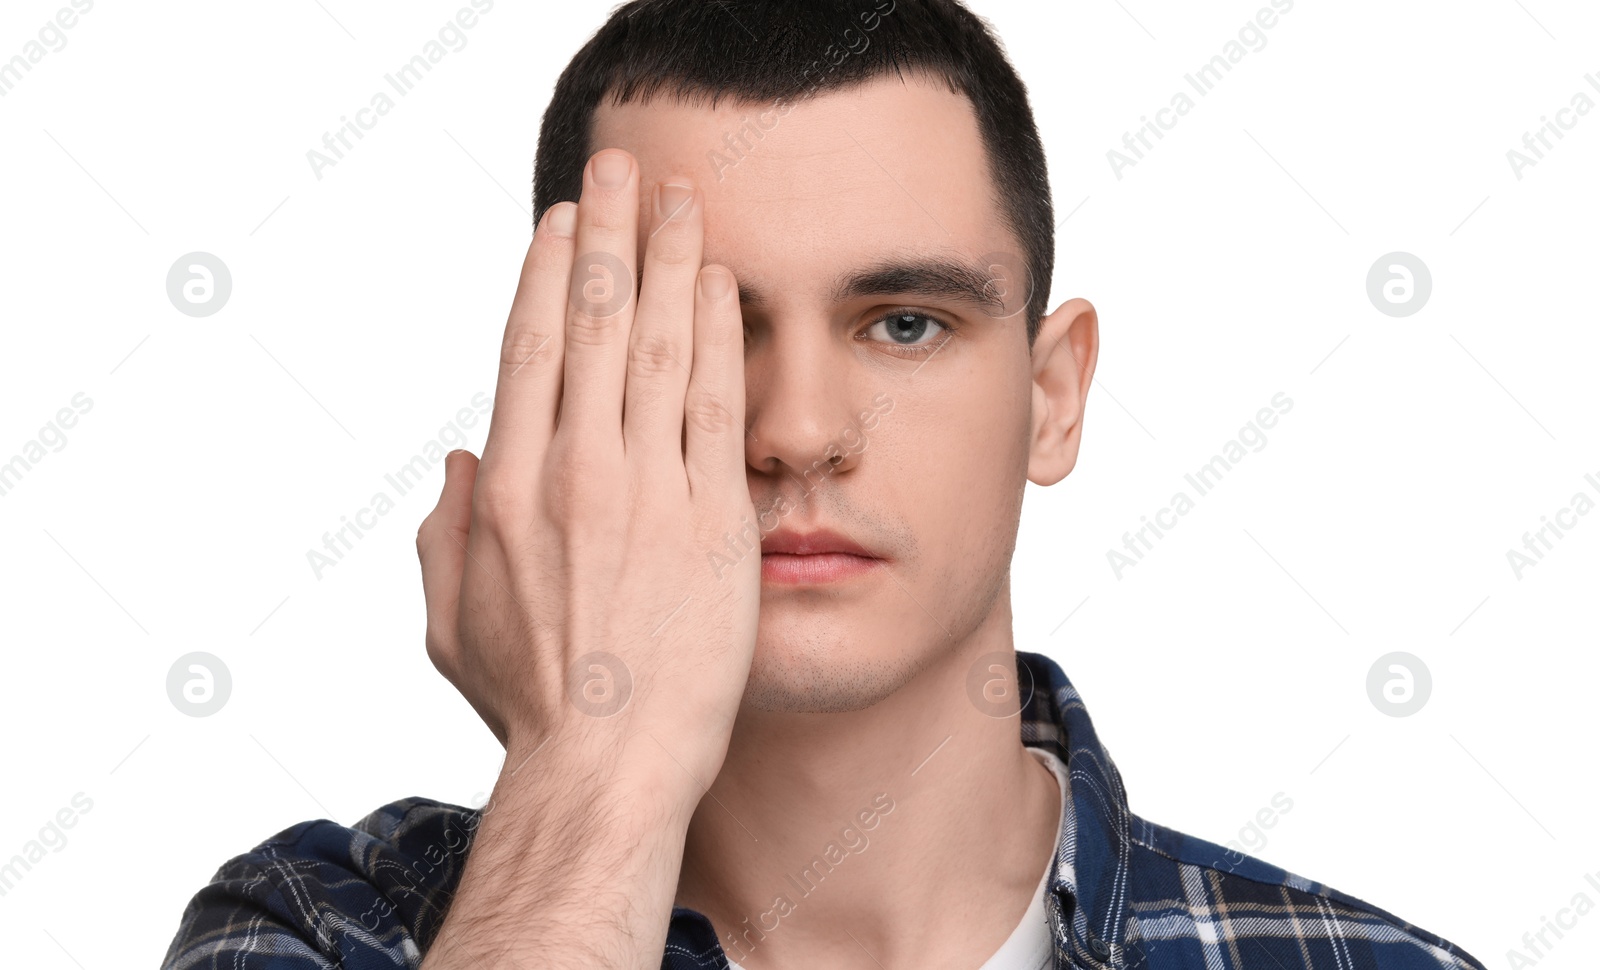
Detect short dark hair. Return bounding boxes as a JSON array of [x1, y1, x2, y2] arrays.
[[532, 0, 1054, 344]]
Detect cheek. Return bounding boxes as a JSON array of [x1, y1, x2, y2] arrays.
[[888, 385, 1032, 564], [953, 438, 1030, 570]]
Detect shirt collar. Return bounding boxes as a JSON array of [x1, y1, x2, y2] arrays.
[[1016, 649, 1133, 967]]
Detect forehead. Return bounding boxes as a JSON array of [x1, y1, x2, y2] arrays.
[[589, 75, 1016, 313]]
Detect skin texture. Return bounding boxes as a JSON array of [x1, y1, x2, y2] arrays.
[[591, 73, 1092, 715], [416, 72, 1099, 969]]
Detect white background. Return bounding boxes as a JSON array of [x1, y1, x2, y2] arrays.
[[1, 0, 1595, 966]]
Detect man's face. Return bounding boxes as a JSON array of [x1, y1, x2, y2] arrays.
[[591, 75, 1036, 712]]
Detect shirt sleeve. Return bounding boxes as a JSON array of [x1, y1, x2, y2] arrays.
[[161, 800, 477, 970]]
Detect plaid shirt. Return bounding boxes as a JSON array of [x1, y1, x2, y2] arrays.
[[162, 651, 1487, 969]]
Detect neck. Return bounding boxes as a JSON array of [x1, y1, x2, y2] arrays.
[[676, 593, 1062, 968]]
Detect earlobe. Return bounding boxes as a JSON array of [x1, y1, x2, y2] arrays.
[[1026, 298, 1099, 486]]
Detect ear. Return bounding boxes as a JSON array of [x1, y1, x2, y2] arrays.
[[1027, 298, 1099, 486]]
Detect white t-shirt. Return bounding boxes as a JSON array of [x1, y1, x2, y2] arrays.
[[726, 745, 1066, 970], [976, 745, 1065, 970]]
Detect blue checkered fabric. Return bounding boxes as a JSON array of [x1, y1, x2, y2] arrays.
[[161, 651, 1487, 969]]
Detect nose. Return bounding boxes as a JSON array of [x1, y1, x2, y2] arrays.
[[743, 323, 869, 503]]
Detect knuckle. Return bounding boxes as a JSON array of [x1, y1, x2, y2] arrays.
[[424, 632, 459, 681], [501, 326, 556, 372], [545, 486, 601, 534], [415, 513, 460, 553], [473, 477, 525, 528], [543, 453, 629, 527], [628, 333, 685, 381], [685, 391, 736, 436], [547, 453, 602, 507], [565, 310, 618, 348], [544, 444, 609, 504]]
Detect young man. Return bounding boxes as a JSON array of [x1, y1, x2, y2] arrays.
[[163, 2, 1487, 968]]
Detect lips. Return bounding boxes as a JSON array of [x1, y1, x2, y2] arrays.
[[760, 528, 873, 557], [760, 528, 883, 585]]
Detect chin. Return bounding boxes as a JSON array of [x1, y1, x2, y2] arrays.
[[741, 618, 935, 714]]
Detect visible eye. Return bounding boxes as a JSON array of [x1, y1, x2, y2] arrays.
[[860, 309, 955, 358]]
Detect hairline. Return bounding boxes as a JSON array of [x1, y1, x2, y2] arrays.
[[582, 70, 1040, 343]]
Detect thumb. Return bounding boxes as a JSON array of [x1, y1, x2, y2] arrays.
[[429, 448, 479, 538], [418, 449, 479, 673]]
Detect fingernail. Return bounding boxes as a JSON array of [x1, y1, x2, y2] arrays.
[[657, 182, 694, 222], [592, 152, 631, 189], [542, 203, 575, 237], [699, 267, 732, 300]]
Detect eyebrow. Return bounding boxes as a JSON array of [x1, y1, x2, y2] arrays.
[[735, 257, 1008, 315]]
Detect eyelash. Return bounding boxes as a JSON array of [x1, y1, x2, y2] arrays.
[[858, 308, 959, 359]]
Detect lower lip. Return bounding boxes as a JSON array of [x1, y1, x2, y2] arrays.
[[761, 552, 882, 585]]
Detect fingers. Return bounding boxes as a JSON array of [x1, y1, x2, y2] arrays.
[[684, 265, 748, 499], [478, 203, 576, 487], [623, 178, 703, 470], [558, 150, 641, 446], [418, 449, 480, 675]]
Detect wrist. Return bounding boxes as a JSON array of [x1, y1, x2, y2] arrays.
[[492, 726, 708, 835], [426, 743, 695, 970]]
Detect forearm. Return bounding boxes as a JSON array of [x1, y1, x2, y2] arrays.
[[421, 740, 699, 970]]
